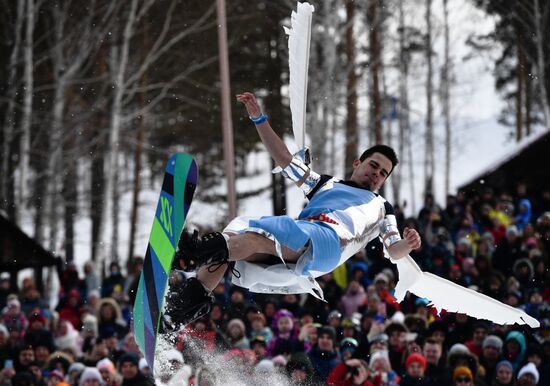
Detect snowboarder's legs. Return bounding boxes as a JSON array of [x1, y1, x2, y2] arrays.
[[163, 230, 304, 330], [196, 231, 303, 289], [162, 276, 215, 332]]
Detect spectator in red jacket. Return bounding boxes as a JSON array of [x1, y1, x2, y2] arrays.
[[327, 358, 373, 386]]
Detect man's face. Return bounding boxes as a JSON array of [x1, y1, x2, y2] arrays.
[[423, 343, 441, 365], [318, 334, 334, 351], [350, 153, 392, 191], [389, 331, 405, 348], [482, 346, 500, 361], [473, 328, 487, 344], [121, 363, 138, 379], [35, 346, 51, 363], [19, 348, 35, 365], [518, 373, 537, 386]]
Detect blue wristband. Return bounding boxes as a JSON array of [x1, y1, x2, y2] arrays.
[[250, 113, 268, 124]]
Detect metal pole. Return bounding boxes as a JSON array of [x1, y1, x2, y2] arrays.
[[216, 0, 236, 219]]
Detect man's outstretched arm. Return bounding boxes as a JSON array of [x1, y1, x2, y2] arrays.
[[387, 227, 421, 259], [236, 92, 293, 169]]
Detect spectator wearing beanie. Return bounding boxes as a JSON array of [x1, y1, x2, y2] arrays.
[[307, 326, 340, 384], [96, 358, 118, 386], [400, 353, 428, 386], [226, 318, 250, 349], [67, 362, 86, 386], [369, 349, 400, 386], [517, 362, 539, 386], [118, 353, 153, 386], [480, 335, 503, 384], [453, 366, 474, 386], [79, 367, 105, 386], [446, 345, 485, 386], [340, 337, 359, 361], [47, 369, 70, 386], [494, 360, 514, 386]]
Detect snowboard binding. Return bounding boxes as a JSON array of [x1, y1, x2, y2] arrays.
[[174, 230, 229, 271], [161, 276, 215, 333]]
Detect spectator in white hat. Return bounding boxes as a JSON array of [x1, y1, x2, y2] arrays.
[[517, 362, 539, 386], [79, 367, 105, 386]]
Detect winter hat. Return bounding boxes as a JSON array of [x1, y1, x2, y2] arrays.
[[390, 311, 405, 323], [452, 366, 473, 382], [374, 272, 389, 284], [81, 315, 98, 336], [517, 362, 539, 383], [449, 343, 470, 356], [482, 335, 503, 351], [496, 360, 513, 372], [406, 353, 427, 370], [369, 349, 390, 369], [118, 352, 139, 368], [255, 359, 275, 374], [369, 333, 389, 344], [286, 353, 314, 377], [506, 225, 519, 236], [340, 337, 359, 354], [68, 362, 86, 375], [327, 310, 342, 321], [96, 358, 116, 374], [48, 370, 65, 381], [7, 298, 21, 309], [78, 367, 105, 386], [317, 326, 336, 341], [250, 335, 267, 346], [227, 318, 246, 333], [272, 355, 288, 367]]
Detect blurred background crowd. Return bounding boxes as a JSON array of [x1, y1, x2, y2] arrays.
[[0, 183, 548, 386]]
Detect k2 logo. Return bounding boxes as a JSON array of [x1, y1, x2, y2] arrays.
[[160, 196, 173, 237]]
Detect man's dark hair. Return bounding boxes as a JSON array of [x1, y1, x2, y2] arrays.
[[359, 145, 399, 173]]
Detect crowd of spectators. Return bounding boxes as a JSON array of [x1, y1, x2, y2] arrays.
[[0, 183, 548, 386]]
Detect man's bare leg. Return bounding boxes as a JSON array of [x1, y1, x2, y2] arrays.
[[197, 232, 304, 290]]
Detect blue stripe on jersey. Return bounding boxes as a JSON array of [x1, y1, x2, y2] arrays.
[[299, 181, 378, 219]]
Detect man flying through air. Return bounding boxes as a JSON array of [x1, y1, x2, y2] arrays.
[[162, 92, 421, 331]]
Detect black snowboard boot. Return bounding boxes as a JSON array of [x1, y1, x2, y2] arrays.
[[174, 230, 229, 271], [161, 277, 215, 333]]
